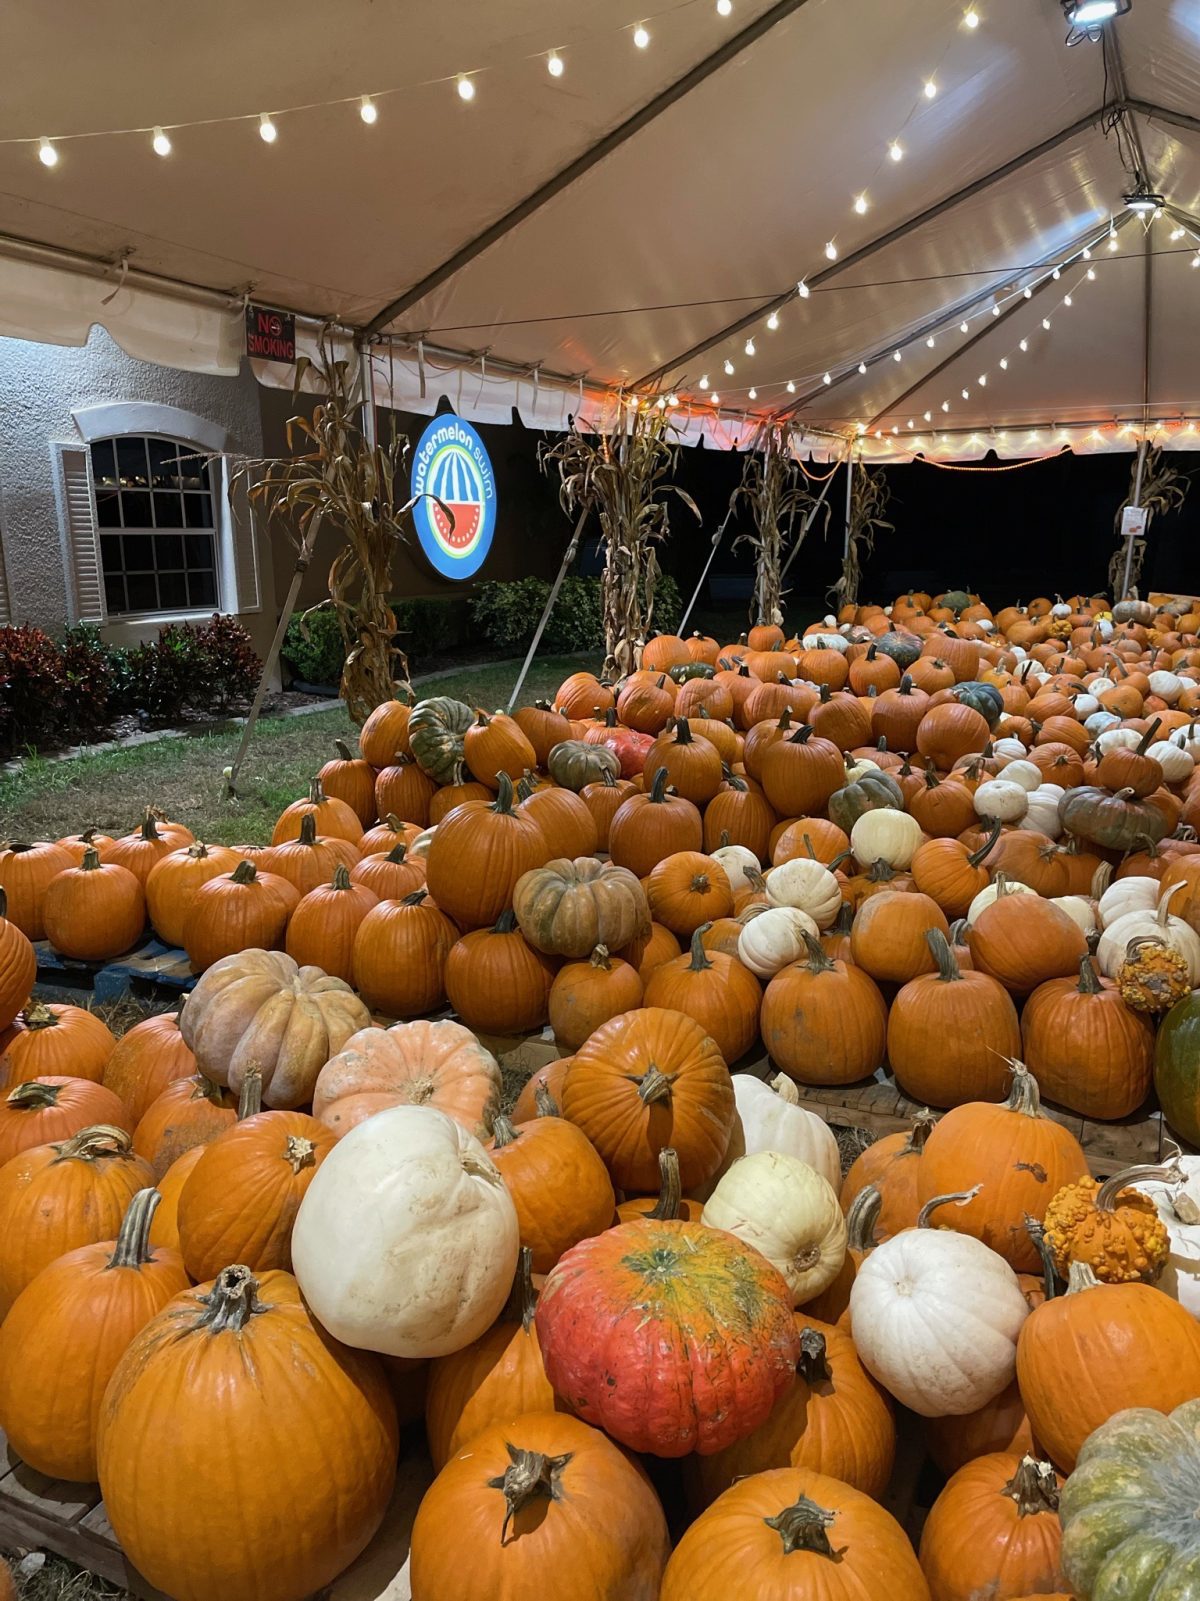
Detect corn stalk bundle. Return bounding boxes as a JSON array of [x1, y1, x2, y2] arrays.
[[1108, 444, 1190, 598], [731, 422, 827, 629], [830, 460, 893, 609]]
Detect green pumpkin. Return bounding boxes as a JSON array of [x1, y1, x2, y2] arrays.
[[827, 769, 905, 835], [1061, 1402, 1200, 1598], [872, 631, 923, 669], [949, 680, 1004, 726], [941, 589, 972, 614], [669, 661, 715, 683], [1155, 991, 1200, 1147], [547, 739, 620, 792], [1058, 786, 1169, 852], [408, 696, 474, 784]]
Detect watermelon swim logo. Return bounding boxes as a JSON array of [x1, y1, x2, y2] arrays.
[[411, 414, 497, 580]]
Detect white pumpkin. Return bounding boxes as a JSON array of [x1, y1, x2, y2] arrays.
[[713, 1071, 841, 1191], [1089, 676, 1116, 696], [1019, 783, 1065, 838], [1172, 724, 1200, 761], [1149, 670, 1184, 704], [1096, 887, 1200, 984], [977, 619, 996, 633], [1147, 740, 1195, 785], [1085, 710, 1122, 737], [1135, 1156, 1200, 1319], [998, 759, 1041, 793], [1095, 727, 1142, 755], [841, 757, 880, 783], [1050, 600, 1072, 618], [1097, 875, 1160, 929], [291, 1104, 519, 1358], [973, 779, 1028, 823], [737, 905, 820, 978], [1095, 618, 1115, 641], [411, 826, 436, 857], [1050, 894, 1098, 936], [1072, 693, 1101, 719], [701, 1151, 847, 1307], [766, 858, 842, 928], [848, 1198, 1030, 1415], [991, 737, 1028, 762], [712, 843, 761, 892], [967, 875, 1035, 925], [802, 631, 848, 653], [850, 809, 923, 869]]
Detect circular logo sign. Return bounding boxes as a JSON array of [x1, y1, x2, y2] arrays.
[[411, 414, 497, 580]]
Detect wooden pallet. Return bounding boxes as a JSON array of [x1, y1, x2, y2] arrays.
[[34, 938, 197, 1007]]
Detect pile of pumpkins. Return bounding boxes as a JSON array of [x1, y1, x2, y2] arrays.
[[1, 586, 1200, 1600]]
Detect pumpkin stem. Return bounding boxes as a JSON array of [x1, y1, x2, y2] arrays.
[[788, 725, 816, 746], [827, 902, 854, 938], [917, 1186, 982, 1228], [187, 841, 210, 861], [644, 1147, 683, 1220], [331, 863, 352, 891], [491, 1113, 520, 1149], [598, 767, 618, 790], [333, 739, 355, 761], [673, 719, 694, 746], [491, 909, 519, 935], [648, 767, 670, 804], [51, 1124, 134, 1165], [1090, 861, 1114, 898], [384, 842, 409, 864], [1003, 1455, 1061, 1517], [230, 860, 258, 885], [516, 772, 536, 802], [20, 1000, 60, 1031], [967, 818, 1003, 868], [502, 1246, 537, 1331], [795, 1326, 833, 1384], [845, 1184, 882, 1251], [196, 1263, 266, 1333], [403, 889, 430, 907], [763, 1496, 838, 1558], [1095, 1158, 1182, 1214], [284, 1135, 317, 1175], [635, 1064, 676, 1105], [237, 1067, 263, 1120], [5, 1079, 63, 1111], [138, 812, 161, 842], [905, 1110, 937, 1153], [1024, 1215, 1059, 1299], [490, 772, 518, 815], [801, 931, 836, 973], [687, 925, 714, 972], [106, 1187, 162, 1270], [1074, 955, 1104, 996], [1065, 1259, 1103, 1294], [533, 1082, 559, 1118], [1136, 717, 1162, 754], [307, 777, 327, 805], [1002, 1058, 1045, 1117], [488, 1445, 573, 1542], [79, 845, 104, 872]]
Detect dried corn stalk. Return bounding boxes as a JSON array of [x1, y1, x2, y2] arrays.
[[1108, 444, 1190, 597], [541, 402, 699, 677], [829, 459, 893, 609], [732, 421, 827, 630]]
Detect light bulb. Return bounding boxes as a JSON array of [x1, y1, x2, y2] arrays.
[[717, 0, 733, 13], [1192, 254, 1200, 268], [978, 374, 987, 386], [633, 23, 650, 47], [1052, 268, 1061, 280], [1087, 267, 1096, 279], [924, 79, 937, 99], [964, 7, 980, 26], [960, 321, 969, 333], [857, 423, 867, 435], [1019, 338, 1029, 351], [924, 411, 933, 422], [699, 375, 710, 389], [259, 112, 277, 142], [907, 418, 915, 429], [962, 387, 970, 399], [38, 137, 58, 167], [787, 380, 796, 393], [1042, 316, 1051, 329], [711, 392, 720, 404], [824, 240, 838, 260], [1171, 227, 1186, 241], [892, 425, 899, 435], [1108, 235, 1119, 250], [724, 358, 735, 375], [854, 193, 869, 215], [766, 311, 779, 330], [359, 97, 377, 124], [744, 338, 756, 356], [655, 397, 666, 411], [889, 140, 904, 162], [858, 361, 867, 374], [152, 126, 172, 156], [457, 75, 475, 101], [1000, 357, 1008, 369], [893, 349, 902, 361], [926, 335, 936, 348], [547, 51, 565, 77], [823, 372, 832, 385], [667, 393, 678, 407], [1082, 247, 1092, 259], [748, 387, 757, 400], [942, 400, 951, 411], [797, 279, 810, 297], [1023, 286, 1032, 298]]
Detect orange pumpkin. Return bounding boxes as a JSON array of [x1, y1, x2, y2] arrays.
[[850, 890, 949, 984], [646, 850, 734, 936], [0, 1076, 132, 1168], [839, 1114, 934, 1241], [644, 925, 761, 1065], [643, 719, 724, 807], [352, 890, 458, 1018], [358, 813, 422, 857], [147, 1146, 205, 1254], [425, 773, 548, 932], [761, 933, 887, 1085], [549, 946, 643, 1053], [108, 812, 187, 887], [444, 909, 557, 1036], [0, 840, 74, 939], [0, 1000, 115, 1089], [312, 1017, 501, 1139], [132, 1073, 238, 1180], [1021, 955, 1155, 1119], [272, 776, 365, 845], [265, 813, 361, 897], [485, 1111, 615, 1273], [919, 1451, 1066, 1601], [43, 846, 146, 961], [358, 697, 413, 768], [579, 770, 638, 852], [102, 1010, 196, 1127], [146, 842, 244, 948], [318, 739, 377, 826], [608, 768, 704, 879], [516, 780, 599, 860], [970, 885, 1089, 994], [373, 755, 438, 827], [184, 861, 299, 971], [284, 866, 378, 984], [923, 1379, 1035, 1477]]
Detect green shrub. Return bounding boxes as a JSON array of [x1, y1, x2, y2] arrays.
[[0, 625, 68, 751], [393, 596, 473, 660], [186, 615, 262, 708], [471, 572, 682, 653], [283, 608, 345, 686], [470, 578, 551, 653], [61, 625, 118, 733]]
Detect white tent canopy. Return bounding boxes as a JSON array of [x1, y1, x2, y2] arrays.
[[2, 0, 1198, 457]]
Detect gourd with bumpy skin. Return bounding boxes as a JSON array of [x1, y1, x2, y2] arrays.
[[701, 1151, 847, 1306], [849, 1189, 1031, 1417], [1097, 882, 1200, 984], [1118, 934, 1193, 1013], [291, 1104, 519, 1359], [1042, 1162, 1173, 1285]]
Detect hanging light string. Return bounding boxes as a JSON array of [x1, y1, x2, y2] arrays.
[[909, 449, 1073, 471]]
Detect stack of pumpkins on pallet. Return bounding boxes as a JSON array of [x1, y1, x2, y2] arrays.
[[1, 587, 1200, 1600]]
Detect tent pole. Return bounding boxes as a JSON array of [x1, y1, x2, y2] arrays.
[[779, 465, 838, 582], [842, 443, 855, 603], [1121, 229, 1154, 599], [506, 506, 589, 711]]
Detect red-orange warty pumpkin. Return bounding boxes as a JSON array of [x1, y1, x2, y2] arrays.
[[537, 1217, 799, 1455], [96, 1266, 398, 1601]]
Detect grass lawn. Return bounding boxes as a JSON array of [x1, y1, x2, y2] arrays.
[[0, 653, 593, 848]]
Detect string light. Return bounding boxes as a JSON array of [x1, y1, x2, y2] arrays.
[[1108, 234, 1119, 251], [926, 335, 936, 348], [1000, 357, 1008, 369], [1023, 286, 1032, 298], [893, 349, 902, 361], [858, 361, 868, 373], [717, 0, 733, 12], [964, 7, 980, 26], [1019, 338, 1029, 350], [766, 311, 779, 330], [667, 393, 679, 406], [786, 380, 797, 393], [633, 23, 650, 47], [1042, 316, 1051, 329], [889, 141, 904, 162], [547, 52, 565, 77], [711, 391, 720, 404], [942, 400, 951, 411], [1082, 247, 1091, 259], [960, 321, 969, 333], [924, 410, 933, 421], [991, 305, 1000, 316], [797, 279, 810, 297], [152, 126, 172, 156], [978, 374, 987, 385], [924, 79, 938, 98], [456, 74, 475, 101], [698, 374, 710, 389], [907, 418, 915, 428], [1063, 293, 1073, 306], [824, 241, 838, 261], [1192, 254, 1200, 268], [823, 371, 832, 384], [1087, 266, 1096, 278], [744, 338, 756, 356], [854, 193, 869, 215], [1052, 268, 1061, 279], [961, 387, 970, 399], [723, 358, 735, 374], [1171, 227, 1186, 241], [37, 137, 58, 167], [748, 387, 757, 399], [258, 112, 278, 141]]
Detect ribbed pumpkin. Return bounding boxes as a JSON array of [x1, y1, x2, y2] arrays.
[[1021, 955, 1155, 1119], [703, 771, 776, 860], [647, 850, 734, 936], [271, 776, 365, 845], [916, 1061, 1088, 1270], [919, 1452, 1066, 1601], [176, 1107, 335, 1280], [0, 1188, 188, 1481], [686, 1317, 895, 1508], [102, 1010, 196, 1126], [579, 769, 637, 851], [644, 924, 761, 1065], [761, 932, 888, 1085], [146, 842, 243, 947], [0, 840, 74, 939], [132, 1073, 237, 1179], [561, 1007, 734, 1191], [910, 822, 1001, 919], [96, 1266, 397, 1601], [0, 890, 34, 1035], [425, 772, 548, 931], [0, 1077, 131, 1168], [0, 1125, 154, 1318], [970, 884, 1089, 994], [485, 1111, 615, 1273], [839, 1113, 934, 1241], [312, 1018, 501, 1140], [549, 946, 643, 1052], [358, 697, 412, 768], [147, 1146, 204, 1253], [922, 1379, 1035, 1478], [0, 1000, 116, 1089], [358, 813, 422, 857], [265, 813, 360, 897], [643, 719, 724, 806], [349, 843, 425, 905], [616, 920, 682, 983], [608, 767, 704, 878], [513, 701, 573, 767], [55, 827, 116, 865], [887, 930, 1022, 1107], [429, 779, 493, 824], [183, 861, 299, 971], [318, 739, 377, 826], [851, 890, 950, 984], [516, 779, 599, 859], [760, 725, 846, 817], [372, 755, 438, 827], [444, 909, 556, 1035], [43, 846, 146, 960], [512, 1059, 571, 1122], [283, 865, 377, 984], [463, 710, 538, 789], [107, 812, 185, 887], [353, 889, 459, 1018], [513, 856, 650, 959]]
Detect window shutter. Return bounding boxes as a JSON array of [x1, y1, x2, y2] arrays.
[[0, 533, 12, 626], [52, 443, 107, 625], [221, 459, 262, 615]]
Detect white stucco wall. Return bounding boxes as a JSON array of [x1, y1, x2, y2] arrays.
[[0, 325, 271, 645]]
